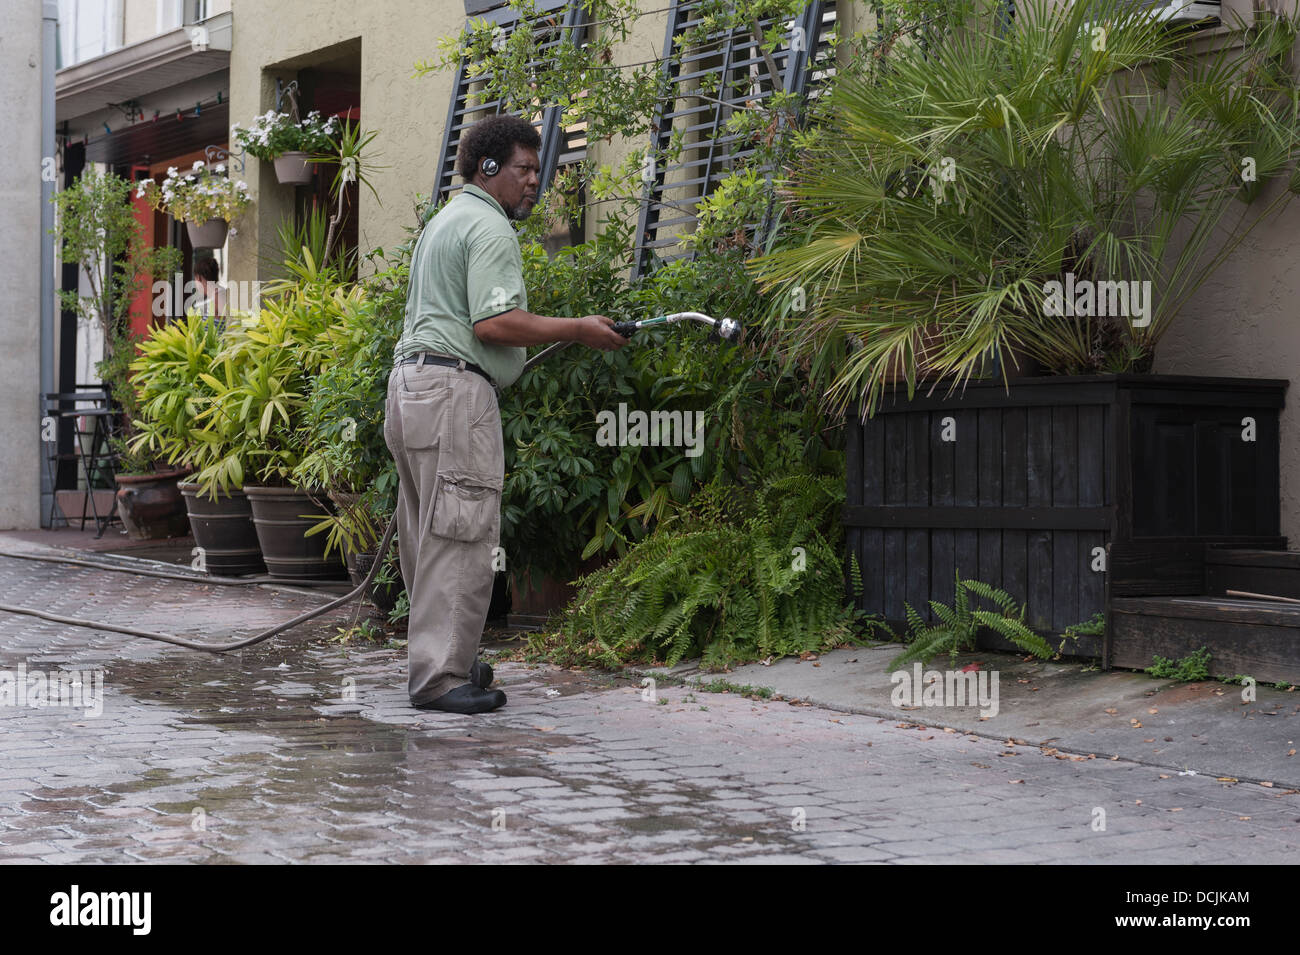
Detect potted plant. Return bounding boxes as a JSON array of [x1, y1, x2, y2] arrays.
[[99, 324, 192, 539], [233, 109, 339, 185], [194, 257, 362, 579], [129, 314, 267, 572], [751, 0, 1300, 643], [50, 167, 183, 535], [290, 237, 413, 604], [137, 161, 250, 248]]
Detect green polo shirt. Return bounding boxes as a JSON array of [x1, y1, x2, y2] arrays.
[[393, 184, 527, 388]]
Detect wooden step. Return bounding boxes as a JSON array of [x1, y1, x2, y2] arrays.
[[1205, 547, 1300, 601], [1110, 595, 1300, 684]]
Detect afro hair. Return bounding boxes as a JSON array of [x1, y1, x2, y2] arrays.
[[456, 115, 542, 181]]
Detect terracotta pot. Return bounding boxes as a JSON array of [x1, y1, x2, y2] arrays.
[[179, 481, 266, 576], [186, 218, 228, 248], [244, 485, 347, 580], [115, 469, 192, 540], [273, 151, 313, 185]]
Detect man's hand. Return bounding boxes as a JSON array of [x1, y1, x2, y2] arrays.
[[573, 315, 629, 352]]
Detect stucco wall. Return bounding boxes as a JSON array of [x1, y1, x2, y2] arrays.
[[1156, 177, 1300, 543], [226, 0, 467, 283], [0, 4, 45, 529]]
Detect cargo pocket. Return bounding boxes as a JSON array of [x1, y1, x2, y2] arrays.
[[396, 377, 450, 451], [430, 468, 502, 543]]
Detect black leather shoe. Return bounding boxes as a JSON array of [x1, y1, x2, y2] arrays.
[[470, 659, 494, 689], [414, 684, 506, 714]]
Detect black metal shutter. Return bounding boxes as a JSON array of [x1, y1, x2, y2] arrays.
[[632, 0, 838, 276], [432, 0, 590, 207]]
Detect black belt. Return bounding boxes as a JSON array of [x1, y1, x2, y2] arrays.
[[397, 352, 495, 388]]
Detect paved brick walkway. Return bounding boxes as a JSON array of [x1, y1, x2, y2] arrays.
[[1, 551, 1297, 863]]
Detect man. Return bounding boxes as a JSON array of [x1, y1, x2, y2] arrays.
[[192, 256, 227, 332], [385, 115, 627, 714]]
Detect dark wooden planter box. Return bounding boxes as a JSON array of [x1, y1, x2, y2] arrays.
[[845, 374, 1287, 655]]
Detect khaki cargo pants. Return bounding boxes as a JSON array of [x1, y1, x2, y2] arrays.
[[384, 357, 503, 705]]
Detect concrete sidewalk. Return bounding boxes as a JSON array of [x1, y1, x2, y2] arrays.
[[646, 645, 1300, 790]]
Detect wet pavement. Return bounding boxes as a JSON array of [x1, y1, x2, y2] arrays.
[[1, 544, 1298, 864]]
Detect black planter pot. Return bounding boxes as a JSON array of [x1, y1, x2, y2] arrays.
[[243, 485, 347, 580], [178, 481, 266, 576], [116, 469, 192, 540], [352, 552, 401, 614], [846, 374, 1288, 652]]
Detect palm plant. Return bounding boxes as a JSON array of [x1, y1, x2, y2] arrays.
[[751, 0, 1300, 415]]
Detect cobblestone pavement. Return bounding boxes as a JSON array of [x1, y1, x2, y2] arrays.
[[1, 552, 1298, 864]]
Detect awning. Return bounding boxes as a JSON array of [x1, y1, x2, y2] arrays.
[[56, 12, 232, 123]]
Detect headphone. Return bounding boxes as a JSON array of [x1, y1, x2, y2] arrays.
[[481, 156, 500, 177]]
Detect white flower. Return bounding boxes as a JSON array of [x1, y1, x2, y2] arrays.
[[166, 165, 178, 177], [215, 163, 226, 173], [193, 160, 205, 170]]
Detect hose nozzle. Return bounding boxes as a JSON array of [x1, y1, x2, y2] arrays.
[[612, 311, 742, 343]]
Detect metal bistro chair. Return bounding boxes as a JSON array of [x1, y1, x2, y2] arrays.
[[41, 387, 122, 537]]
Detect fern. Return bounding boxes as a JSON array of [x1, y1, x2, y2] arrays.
[[530, 472, 866, 668], [887, 573, 1055, 670]]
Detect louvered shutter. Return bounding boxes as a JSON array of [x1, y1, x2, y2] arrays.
[[633, 0, 839, 276], [433, 0, 590, 207]]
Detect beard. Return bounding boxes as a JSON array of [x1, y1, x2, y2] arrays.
[[507, 197, 537, 221]]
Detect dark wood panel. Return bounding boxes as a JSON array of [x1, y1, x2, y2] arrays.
[[860, 409, 885, 507], [905, 412, 930, 615], [1107, 542, 1205, 597], [1002, 406, 1027, 507], [1110, 603, 1300, 684], [1205, 547, 1297, 568], [978, 408, 1001, 506], [1002, 528, 1028, 609], [1027, 530, 1053, 631], [858, 407, 885, 616], [883, 414, 908, 506], [953, 408, 978, 594], [860, 528, 884, 615], [842, 506, 1110, 530], [1078, 532, 1107, 621], [1205, 563, 1300, 602], [1077, 405, 1106, 507], [883, 528, 905, 622], [1027, 407, 1052, 505], [930, 410, 955, 611]]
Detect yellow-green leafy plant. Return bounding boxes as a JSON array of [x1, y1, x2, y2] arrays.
[[192, 256, 367, 495]]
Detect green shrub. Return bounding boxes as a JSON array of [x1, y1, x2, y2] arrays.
[[527, 471, 862, 669]]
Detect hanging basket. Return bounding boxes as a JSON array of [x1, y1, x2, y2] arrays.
[[273, 151, 313, 185], [186, 217, 229, 248]]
